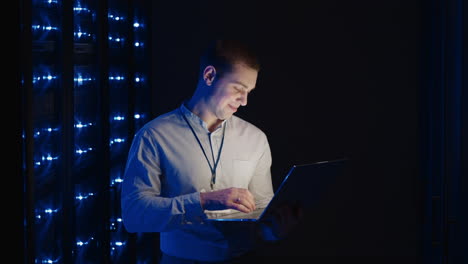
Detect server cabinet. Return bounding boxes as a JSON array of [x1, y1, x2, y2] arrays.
[[21, 0, 154, 263]]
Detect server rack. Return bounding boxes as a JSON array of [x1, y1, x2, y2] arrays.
[[20, 0, 155, 263]]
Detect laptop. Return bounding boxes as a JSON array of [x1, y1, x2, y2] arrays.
[[205, 158, 348, 222]]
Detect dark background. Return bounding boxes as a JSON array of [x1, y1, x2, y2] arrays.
[[19, 0, 467, 262], [150, 0, 422, 257]]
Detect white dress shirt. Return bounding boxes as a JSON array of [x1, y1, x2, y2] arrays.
[[121, 103, 274, 261]]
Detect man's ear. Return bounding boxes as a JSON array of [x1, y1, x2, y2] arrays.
[[203, 65, 216, 86]]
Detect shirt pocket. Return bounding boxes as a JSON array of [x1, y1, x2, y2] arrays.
[[231, 159, 257, 188]]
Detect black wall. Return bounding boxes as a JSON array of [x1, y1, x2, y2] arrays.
[[151, 0, 423, 258]]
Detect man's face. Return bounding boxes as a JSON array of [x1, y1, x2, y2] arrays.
[[209, 63, 258, 121]]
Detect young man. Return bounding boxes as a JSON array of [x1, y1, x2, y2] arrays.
[[121, 39, 297, 263]]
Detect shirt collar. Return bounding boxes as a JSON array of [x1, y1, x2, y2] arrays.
[[179, 102, 227, 133]]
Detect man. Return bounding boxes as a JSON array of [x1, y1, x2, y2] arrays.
[[121, 39, 298, 263]]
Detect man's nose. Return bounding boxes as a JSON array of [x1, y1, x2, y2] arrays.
[[239, 91, 248, 106]]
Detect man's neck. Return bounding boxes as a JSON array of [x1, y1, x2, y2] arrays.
[[185, 97, 222, 132]]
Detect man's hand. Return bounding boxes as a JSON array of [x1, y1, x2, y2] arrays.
[[200, 187, 256, 213]]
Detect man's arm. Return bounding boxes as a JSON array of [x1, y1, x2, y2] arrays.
[[120, 130, 206, 233]]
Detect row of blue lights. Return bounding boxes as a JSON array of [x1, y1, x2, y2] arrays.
[[36, 238, 126, 263], [34, 139, 126, 166], [36, 0, 141, 26], [37, 259, 59, 264], [33, 74, 144, 83], [34, 29, 144, 43], [74, 7, 92, 14], [31, 113, 144, 138], [32, 23, 143, 30], [35, 207, 124, 222], [32, 75, 145, 84], [33, 27, 144, 45], [32, 20, 143, 31], [34, 136, 134, 165], [108, 14, 124, 21]]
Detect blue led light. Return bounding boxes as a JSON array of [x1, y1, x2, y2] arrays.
[[109, 217, 124, 230], [108, 14, 125, 21], [34, 127, 59, 138], [75, 147, 93, 155], [74, 75, 94, 85], [36, 208, 59, 220], [109, 75, 125, 81], [108, 36, 125, 43], [76, 237, 94, 247], [74, 31, 93, 39], [110, 138, 126, 145], [110, 177, 123, 186], [34, 153, 59, 167], [75, 192, 95, 201], [42, 154, 59, 161], [134, 113, 141, 119], [32, 25, 59, 31], [32, 75, 57, 84], [44, 208, 58, 214], [75, 122, 93, 128], [37, 258, 58, 263], [110, 241, 126, 251], [133, 22, 140, 28], [73, 7, 92, 13], [113, 115, 125, 121]]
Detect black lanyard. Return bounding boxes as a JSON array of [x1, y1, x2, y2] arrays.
[[180, 109, 226, 190]]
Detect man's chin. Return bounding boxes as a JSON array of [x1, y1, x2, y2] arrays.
[[224, 114, 234, 119], [220, 112, 233, 120]]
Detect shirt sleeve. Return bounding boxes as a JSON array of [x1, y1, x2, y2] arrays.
[[120, 129, 206, 233], [248, 134, 274, 208]]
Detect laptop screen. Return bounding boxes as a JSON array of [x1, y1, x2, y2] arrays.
[[205, 158, 348, 222]]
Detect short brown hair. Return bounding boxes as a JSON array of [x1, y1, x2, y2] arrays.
[[199, 39, 260, 77]]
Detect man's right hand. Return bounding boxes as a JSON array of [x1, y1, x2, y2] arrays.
[[200, 187, 256, 213]]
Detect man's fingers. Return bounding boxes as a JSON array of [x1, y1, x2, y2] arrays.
[[244, 190, 256, 204], [227, 188, 254, 211], [237, 189, 256, 211], [232, 202, 251, 213], [230, 197, 254, 212]]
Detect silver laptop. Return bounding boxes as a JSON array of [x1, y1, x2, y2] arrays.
[[205, 158, 348, 222]]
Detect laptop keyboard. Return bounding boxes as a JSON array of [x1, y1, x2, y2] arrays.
[[217, 207, 265, 219]]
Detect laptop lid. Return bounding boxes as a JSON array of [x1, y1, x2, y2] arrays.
[[205, 158, 348, 222]]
